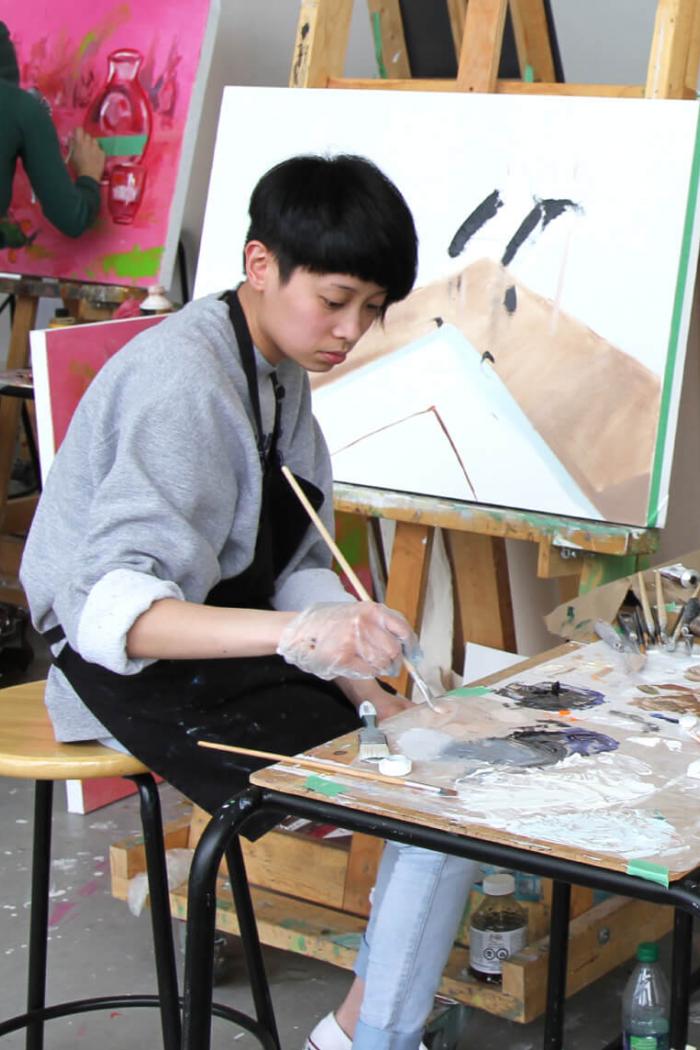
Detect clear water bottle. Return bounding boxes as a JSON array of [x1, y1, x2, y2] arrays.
[[621, 942, 670, 1050]]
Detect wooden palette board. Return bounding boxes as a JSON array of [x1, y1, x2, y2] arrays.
[[252, 641, 700, 880]]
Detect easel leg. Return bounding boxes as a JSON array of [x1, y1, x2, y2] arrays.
[[383, 521, 434, 695], [290, 0, 354, 87], [447, 531, 516, 667], [366, 0, 411, 78], [684, 0, 700, 92], [508, 0, 557, 81], [646, 0, 696, 98], [456, 0, 509, 91]]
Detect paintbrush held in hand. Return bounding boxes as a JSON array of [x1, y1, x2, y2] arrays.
[[280, 465, 442, 711]]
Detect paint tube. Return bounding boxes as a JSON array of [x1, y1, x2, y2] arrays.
[[659, 563, 698, 588]]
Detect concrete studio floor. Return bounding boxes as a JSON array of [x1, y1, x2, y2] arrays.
[[1, 637, 700, 1049]]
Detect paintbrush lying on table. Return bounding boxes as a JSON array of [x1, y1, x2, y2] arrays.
[[281, 465, 442, 712], [197, 739, 458, 795]]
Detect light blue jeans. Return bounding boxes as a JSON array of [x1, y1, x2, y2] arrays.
[[352, 842, 477, 1049]]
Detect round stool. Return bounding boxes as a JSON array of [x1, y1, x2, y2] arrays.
[[0, 679, 181, 1050]]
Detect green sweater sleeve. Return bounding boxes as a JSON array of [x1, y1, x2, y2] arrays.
[[14, 89, 101, 237]]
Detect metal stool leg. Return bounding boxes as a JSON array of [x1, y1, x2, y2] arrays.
[[543, 880, 571, 1050], [225, 837, 280, 1045], [128, 774, 181, 1050], [182, 790, 280, 1050], [26, 780, 53, 1050], [670, 907, 692, 1050]]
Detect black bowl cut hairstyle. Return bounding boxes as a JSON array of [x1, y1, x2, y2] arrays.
[[244, 154, 418, 315]]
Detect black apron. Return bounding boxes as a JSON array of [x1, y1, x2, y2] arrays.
[[52, 289, 360, 823]]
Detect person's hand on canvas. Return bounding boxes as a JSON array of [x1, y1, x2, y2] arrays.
[[69, 128, 105, 183], [277, 600, 419, 680]]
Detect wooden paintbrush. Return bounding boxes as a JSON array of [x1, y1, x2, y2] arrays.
[[280, 465, 441, 711], [654, 569, 670, 646], [637, 571, 656, 645], [197, 739, 457, 795]]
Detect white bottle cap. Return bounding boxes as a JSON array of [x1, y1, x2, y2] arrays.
[[140, 285, 174, 313], [378, 754, 412, 777], [483, 873, 516, 896]]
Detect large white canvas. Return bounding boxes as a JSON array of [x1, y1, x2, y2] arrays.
[[195, 87, 700, 528]]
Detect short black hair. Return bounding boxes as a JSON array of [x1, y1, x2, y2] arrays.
[[245, 154, 418, 312]]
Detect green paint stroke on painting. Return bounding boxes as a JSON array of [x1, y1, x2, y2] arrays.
[[647, 109, 700, 526], [101, 245, 163, 279], [78, 31, 98, 58], [97, 134, 148, 157]]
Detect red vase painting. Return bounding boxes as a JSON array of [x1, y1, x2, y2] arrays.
[[5, 1, 216, 289], [84, 49, 152, 181]]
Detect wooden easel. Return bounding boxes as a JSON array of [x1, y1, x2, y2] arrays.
[[290, 0, 700, 693], [0, 274, 142, 604]]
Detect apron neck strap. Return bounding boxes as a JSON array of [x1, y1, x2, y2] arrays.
[[222, 288, 277, 465]]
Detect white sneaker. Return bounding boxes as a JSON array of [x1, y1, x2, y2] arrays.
[[304, 1013, 351, 1050], [303, 1011, 429, 1049]]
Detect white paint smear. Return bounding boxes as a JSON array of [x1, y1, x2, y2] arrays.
[[513, 810, 681, 858], [397, 727, 455, 761], [455, 753, 655, 816]]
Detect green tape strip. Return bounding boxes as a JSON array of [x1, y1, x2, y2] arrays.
[[97, 134, 147, 157], [304, 774, 346, 797], [447, 686, 491, 698], [371, 11, 388, 79], [647, 108, 700, 526], [626, 860, 670, 888], [524, 63, 535, 83]]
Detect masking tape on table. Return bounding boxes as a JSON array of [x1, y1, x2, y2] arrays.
[[304, 775, 346, 797], [626, 860, 670, 888]]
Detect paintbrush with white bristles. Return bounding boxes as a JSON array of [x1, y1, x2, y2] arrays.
[[357, 700, 390, 761]]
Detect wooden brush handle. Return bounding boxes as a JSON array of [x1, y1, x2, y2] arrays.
[[637, 571, 655, 636], [280, 465, 435, 703], [199, 738, 405, 789], [654, 570, 667, 633], [281, 466, 371, 600]]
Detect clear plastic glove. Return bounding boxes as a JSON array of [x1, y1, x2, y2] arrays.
[[277, 601, 420, 680]]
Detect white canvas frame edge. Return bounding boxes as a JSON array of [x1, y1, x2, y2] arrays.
[[648, 107, 700, 528], [151, 0, 221, 291], [29, 329, 55, 484]]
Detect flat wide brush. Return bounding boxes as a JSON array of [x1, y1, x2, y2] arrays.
[[358, 700, 390, 761]]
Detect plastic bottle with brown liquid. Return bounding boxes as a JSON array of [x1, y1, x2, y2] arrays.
[[468, 872, 528, 984]]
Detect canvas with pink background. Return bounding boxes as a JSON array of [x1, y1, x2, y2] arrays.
[[4, 1, 215, 288]]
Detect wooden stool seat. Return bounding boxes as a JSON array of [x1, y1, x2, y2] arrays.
[[0, 678, 181, 1049], [0, 679, 149, 780]]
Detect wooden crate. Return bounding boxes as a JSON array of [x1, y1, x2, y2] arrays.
[[110, 807, 673, 1023]]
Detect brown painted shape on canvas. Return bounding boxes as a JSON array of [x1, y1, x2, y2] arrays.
[[314, 259, 661, 524]]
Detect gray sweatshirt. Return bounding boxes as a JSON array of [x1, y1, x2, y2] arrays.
[[20, 294, 351, 741]]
